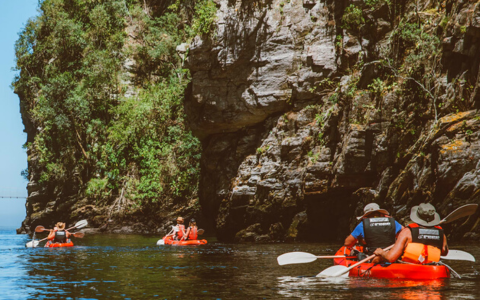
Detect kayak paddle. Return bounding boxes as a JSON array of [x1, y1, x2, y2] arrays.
[[198, 229, 205, 235], [277, 252, 356, 265], [439, 204, 478, 225], [441, 250, 475, 262], [26, 219, 88, 248], [278, 248, 475, 266], [35, 226, 46, 233], [316, 245, 394, 278], [72, 232, 85, 238]]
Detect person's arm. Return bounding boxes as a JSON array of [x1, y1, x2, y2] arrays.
[[183, 227, 191, 241], [180, 227, 187, 240], [374, 228, 410, 263], [47, 230, 55, 241], [344, 235, 357, 248], [345, 223, 363, 248], [441, 234, 449, 256], [65, 230, 72, 238], [169, 225, 178, 237]]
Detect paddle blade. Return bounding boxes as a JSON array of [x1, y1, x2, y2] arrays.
[[316, 265, 349, 278], [35, 226, 46, 233], [26, 240, 40, 248], [441, 204, 478, 224], [277, 252, 317, 266], [198, 229, 205, 235], [74, 220, 88, 229], [156, 239, 165, 245], [73, 232, 85, 238], [441, 250, 475, 262]]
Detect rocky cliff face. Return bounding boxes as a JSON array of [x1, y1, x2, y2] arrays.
[[185, 0, 480, 242], [16, 1, 204, 235], [17, 0, 480, 242]]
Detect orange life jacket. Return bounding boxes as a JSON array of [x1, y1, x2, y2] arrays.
[[188, 226, 198, 240], [402, 223, 444, 264], [177, 224, 185, 238]]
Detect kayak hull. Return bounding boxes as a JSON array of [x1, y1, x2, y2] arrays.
[[158, 236, 207, 246], [45, 241, 74, 248], [333, 246, 450, 279]]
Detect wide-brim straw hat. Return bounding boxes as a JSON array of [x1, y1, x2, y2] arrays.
[[357, 203, 390, 220], [410, 203, 441, 226], [56, 222, 65, 230], [177, 217, 184, 223]]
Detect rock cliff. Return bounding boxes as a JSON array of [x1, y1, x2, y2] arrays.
[[186, 0, 480, 242], [17, 0, 480, 242]]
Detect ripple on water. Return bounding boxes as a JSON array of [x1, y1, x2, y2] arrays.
[[1, 231, 480, 299]]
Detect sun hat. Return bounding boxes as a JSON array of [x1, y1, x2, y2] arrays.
[[56, 222, 66, 230], [357, 203, 390, 220], [410, 203, 441, 226], [177, 217, 184, 223]]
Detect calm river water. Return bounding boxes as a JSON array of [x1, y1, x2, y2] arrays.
[[1, 227, 480, 299]]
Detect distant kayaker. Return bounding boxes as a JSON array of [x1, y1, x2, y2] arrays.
[[183, 219, 198, 241], [175, 217, 186, 240], [344, 203, 403, 260], [374, 203, 449, 263], [165, 217, 187, 240], [47, 222, 72, 243]]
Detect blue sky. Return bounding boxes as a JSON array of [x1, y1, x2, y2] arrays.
[[0, 0, 39, 227]]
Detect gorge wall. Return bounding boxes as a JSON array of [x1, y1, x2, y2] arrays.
[[16, 0, 480, 242], [186, 0, 480, 242]]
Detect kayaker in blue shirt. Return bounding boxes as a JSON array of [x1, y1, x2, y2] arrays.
[[344, 203, 403, 262]]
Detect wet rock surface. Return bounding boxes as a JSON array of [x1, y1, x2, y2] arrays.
[[18, 0, 480, 242], [185, 0, 480, 242]]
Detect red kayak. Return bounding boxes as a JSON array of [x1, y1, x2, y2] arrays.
[[333, 246, 450, 279], [45, 240, 74, 248], [157, 236, 207, 246]]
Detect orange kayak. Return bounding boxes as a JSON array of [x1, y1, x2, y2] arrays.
[[45, 241, 74, 248], [334, 246, 450, 279], [158, 236, 207, 246]]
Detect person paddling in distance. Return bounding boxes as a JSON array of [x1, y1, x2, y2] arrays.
[[374, 203, 448, 264], [164, 217, 187, 240], [344, 203, 403, 263], [174, 217, 186, 241], [182, 219, 198, 241], [46, 222, 72, 244]]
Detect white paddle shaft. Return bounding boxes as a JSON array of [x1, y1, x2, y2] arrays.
[[332, 245, 394, 277]]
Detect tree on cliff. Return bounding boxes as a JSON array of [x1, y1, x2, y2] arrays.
[[13, 0, 216, 229]]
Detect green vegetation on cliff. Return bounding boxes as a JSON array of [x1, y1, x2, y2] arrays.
[[14, 0, 216, 221]]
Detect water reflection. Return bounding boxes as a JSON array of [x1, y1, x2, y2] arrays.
[[276, 266, 480, 299], [1, 230, 480, 299], [277, 275, 451, 299]]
